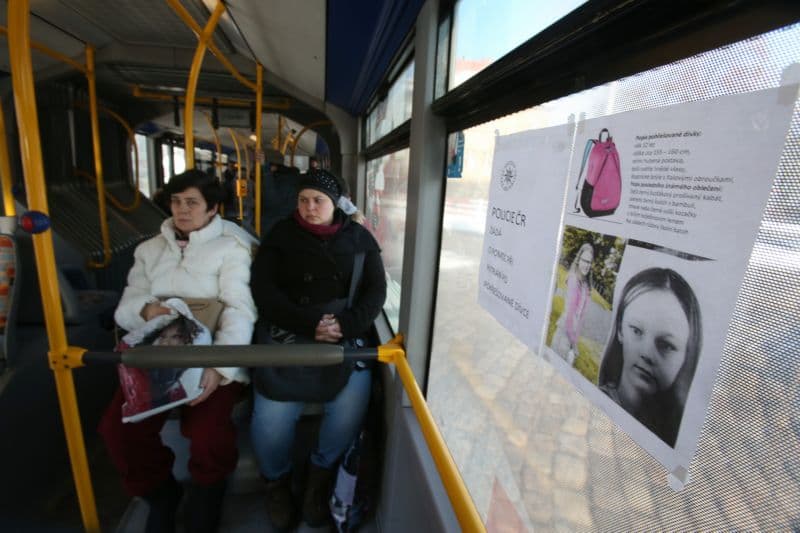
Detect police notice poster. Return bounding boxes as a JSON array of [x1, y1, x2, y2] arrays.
[[479, 85, 797, 481], [541, 86, 796, 480], [477, 125, 572, 350]]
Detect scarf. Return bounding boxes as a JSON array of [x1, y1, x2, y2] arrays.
[[293, 209, 342, 238]]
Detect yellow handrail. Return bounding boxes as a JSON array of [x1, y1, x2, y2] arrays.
[[202, 111, 223, 179], [85, 45, 112, 269], [378, 335, 486, 532], [254, 64, 263, 236], [131, 86, 290, 110], [73, 102, 142, 212], [165, 0, 257, 92], [0, 24, 86, 73], [235, 130, 252, 178], [228, 127, 244, 221], [0, 25, 114, 266], [0, 101, 16, 216], [289, 120, 332, 167], [180, 0, 225, 169], [200, 111, 227, 216], [7, 2, 97, 531]]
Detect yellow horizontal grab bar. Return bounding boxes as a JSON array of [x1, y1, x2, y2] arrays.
[[0, 25, 87, 73], [131, 86, 290, 110]]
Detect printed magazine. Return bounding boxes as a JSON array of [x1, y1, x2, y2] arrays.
[[116, 298, 212, 423]]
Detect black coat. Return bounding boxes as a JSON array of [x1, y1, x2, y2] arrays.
[[251, 211, 387, 340]]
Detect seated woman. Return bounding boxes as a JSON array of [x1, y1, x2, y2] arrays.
[[550, 242, 594, 365], [250, 168, 386, 530], [98, 169, 257, 533], [597, 267, 702, 447]]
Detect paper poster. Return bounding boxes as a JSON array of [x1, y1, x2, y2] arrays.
[[541, 86, 796, 476], [477, 124, 573, 349]]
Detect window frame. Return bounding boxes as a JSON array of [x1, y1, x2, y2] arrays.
[[432, 0, 800, 133]]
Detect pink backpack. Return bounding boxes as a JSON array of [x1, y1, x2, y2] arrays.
[[574, 128, 621, 218]]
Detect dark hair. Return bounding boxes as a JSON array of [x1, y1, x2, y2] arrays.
[[598, 267, 702, 446], [163, 169, 224, 211], [142, 315, 201, 346]]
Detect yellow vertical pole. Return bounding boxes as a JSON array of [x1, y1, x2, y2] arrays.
[[0, 102, 16, 216], [228, 128, 243, 220], [254, 63, 263, 236], [7, 1, 99, 531], [393, 352, 486, 532], [202, 112, 222, 179], [85, 45, 111, 268], [242, 134, 251, 178], [183, 0, 225, 169], [277, 115, 283, 153]]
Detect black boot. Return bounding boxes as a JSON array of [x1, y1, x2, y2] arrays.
[[302, 463, 336, 527], [264, 472, 297, 531], [143, 476, 183, 533], [184, 480, 227, 533]]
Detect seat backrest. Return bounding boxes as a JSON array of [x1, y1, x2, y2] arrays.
[[0, 231, 21, 369]]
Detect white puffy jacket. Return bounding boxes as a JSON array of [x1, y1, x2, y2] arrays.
[[114, 215, 258, 384]]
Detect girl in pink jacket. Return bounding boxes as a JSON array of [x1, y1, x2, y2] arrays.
[[551, 242, 594, 365]]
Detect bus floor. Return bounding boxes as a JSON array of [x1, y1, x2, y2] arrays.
[[116, 398, 380, 533]]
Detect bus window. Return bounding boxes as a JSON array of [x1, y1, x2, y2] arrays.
[[366, 62, 415, 146], [365, 149, 410, 332], [447, 0, 586, 91], [134, 134, 151, 198], [429, 24, 800, 530]]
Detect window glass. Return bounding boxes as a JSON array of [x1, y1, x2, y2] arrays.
[[448, 0, 586, 90], [366, 62, 415, 146], [364, 149, 410, 331], [429, 24, 800, 530], [435, 16, 451, 99], [134, 134, 151, 198], [161, 144, 172, 184], [173, 146, 186, 176]]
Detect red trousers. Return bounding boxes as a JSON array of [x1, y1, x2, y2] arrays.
[[98, 382, 244, 496]]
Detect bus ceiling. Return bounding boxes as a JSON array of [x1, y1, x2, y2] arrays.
[[2, 1, 425, 118]]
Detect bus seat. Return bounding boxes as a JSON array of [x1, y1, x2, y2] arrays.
[[15, 231, 118, 329], [0, 231, 21, 371]]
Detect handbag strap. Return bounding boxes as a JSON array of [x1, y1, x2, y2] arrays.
[[348, 252, 365, 308]]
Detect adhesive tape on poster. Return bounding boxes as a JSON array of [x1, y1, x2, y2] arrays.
[[667, 465, 690, 492], [777, 65, 800, 106], [576, 111, 586, 135]]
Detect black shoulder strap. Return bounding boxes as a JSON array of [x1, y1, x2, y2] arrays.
[[348, 252, 366, 308]]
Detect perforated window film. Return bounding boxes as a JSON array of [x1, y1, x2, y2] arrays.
[[429, 23, 800, 530]]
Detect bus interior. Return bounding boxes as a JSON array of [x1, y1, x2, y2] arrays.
[[0, 0, 799, 531]]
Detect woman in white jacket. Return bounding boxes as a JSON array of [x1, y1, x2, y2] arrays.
[[98, 169, 257, 533]]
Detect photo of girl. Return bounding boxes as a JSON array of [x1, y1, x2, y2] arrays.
[[550, 242, 594, 365], [598, 267, 702, 447], [116, 298, 212, 422], [546, 226, 625, 382]]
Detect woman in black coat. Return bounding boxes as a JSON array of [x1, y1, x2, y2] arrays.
[[249, 169, 386, 530]]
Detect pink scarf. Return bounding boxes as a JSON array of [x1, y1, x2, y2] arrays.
[[293, 209, 342, 238]]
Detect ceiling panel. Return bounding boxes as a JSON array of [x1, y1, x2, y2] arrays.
[[223, 0, 326, 101], [28, 0, 236, 52]]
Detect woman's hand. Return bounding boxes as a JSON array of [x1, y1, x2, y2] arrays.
[[314, 313, 343, 343], [140, 301, 172, 321], [188, 368, 223, 406]]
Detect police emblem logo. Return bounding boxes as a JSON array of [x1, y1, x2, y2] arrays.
[[500, 161, 516, 191]]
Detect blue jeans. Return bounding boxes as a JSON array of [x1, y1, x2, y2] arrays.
[[251, 368, 372, 479]]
